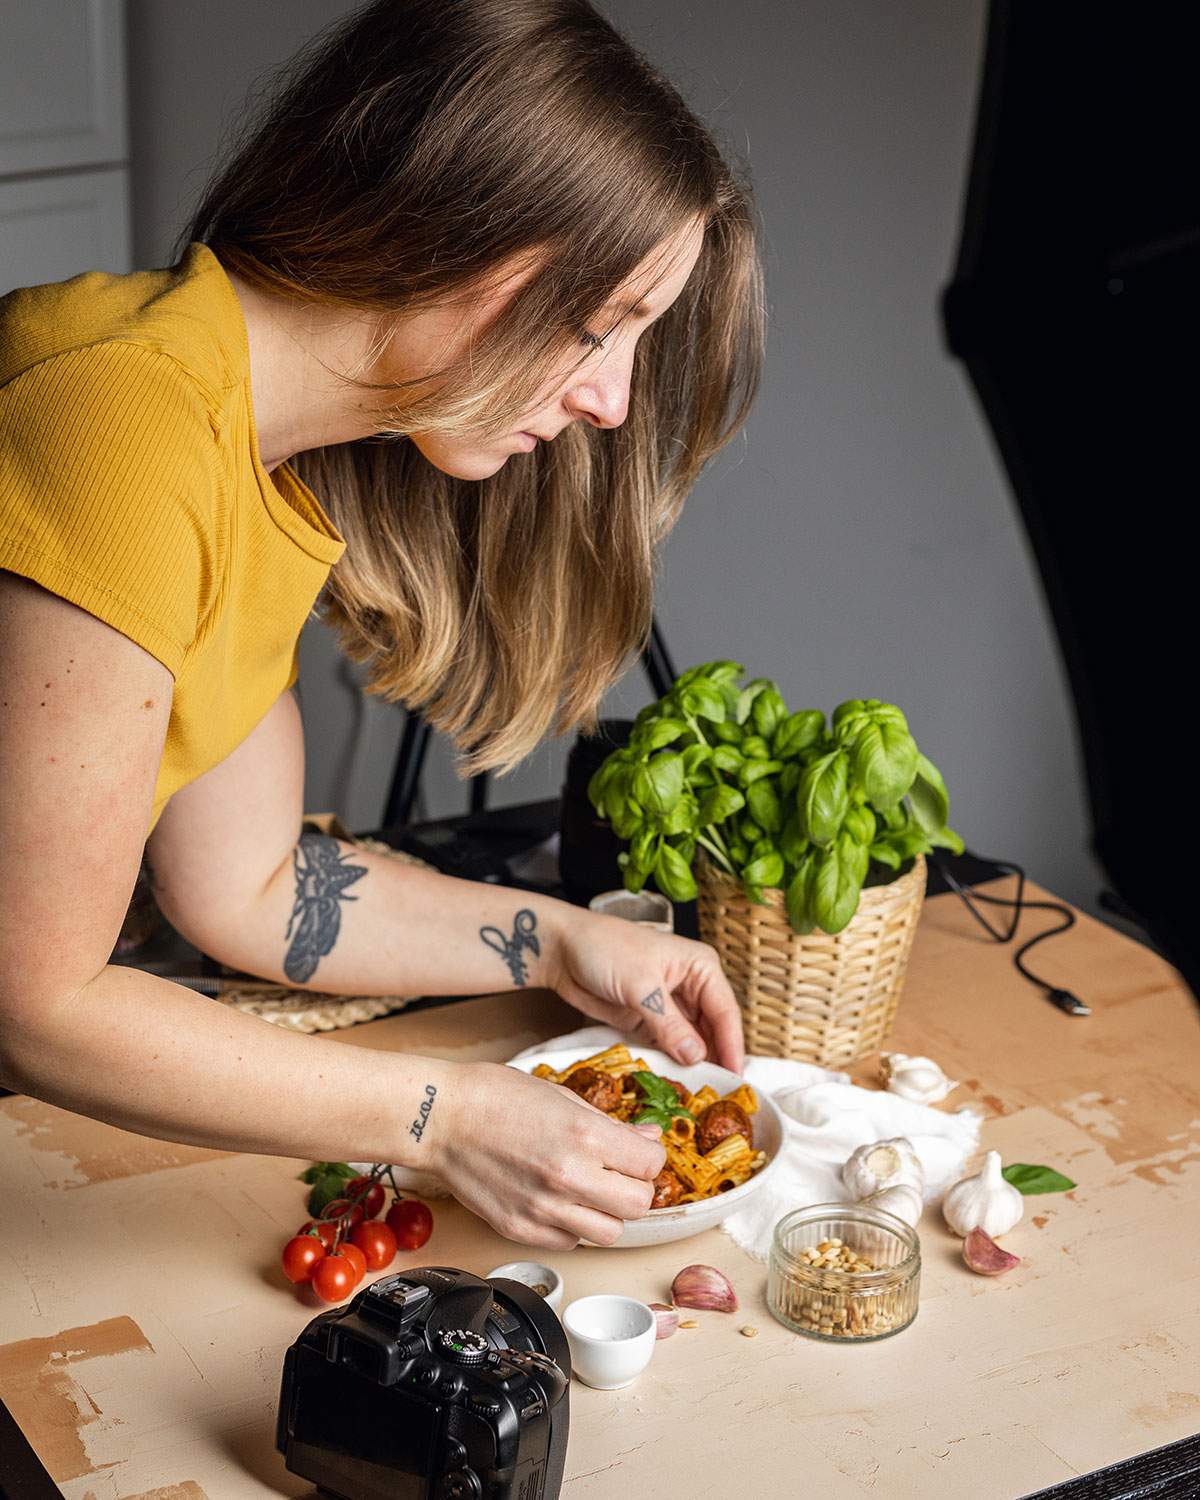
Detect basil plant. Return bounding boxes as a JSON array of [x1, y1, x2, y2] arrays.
[[587, 661, 963, 936]]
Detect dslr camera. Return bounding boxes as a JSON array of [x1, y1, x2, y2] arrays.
[[277, 1265, 570, 1500]]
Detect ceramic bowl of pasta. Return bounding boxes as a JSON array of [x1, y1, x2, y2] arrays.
[[508, 1041, 785, 1248]]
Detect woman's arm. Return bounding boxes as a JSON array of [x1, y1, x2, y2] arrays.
[[0, 574, 663, 1247], [149, 688, 745, 1071]]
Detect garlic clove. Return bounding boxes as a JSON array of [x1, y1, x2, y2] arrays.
[[962, 1227, 1021, 1275], [880, 1052, 958, 1105], [671, 1263, 738, 1313], [649, 1302, 680, 1339], [942, 1150, 1024, 1238]]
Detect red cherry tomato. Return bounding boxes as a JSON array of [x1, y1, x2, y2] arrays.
[[299, 1219, 339, 1250], [312, 1253, 357, 1303], [345, 1175, 386, 1219], [338, 1242, 367, 1285], [281, 1234, 326, 1284], [386, 1199, 433, 1251], [351, 1219, 398, 1271], [323, 1198, 366, 1229]]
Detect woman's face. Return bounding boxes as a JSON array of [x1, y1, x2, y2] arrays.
[[391, 216, 707, 480]]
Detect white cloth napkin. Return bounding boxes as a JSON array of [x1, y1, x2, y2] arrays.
[[508, 1025, 982, 1262]]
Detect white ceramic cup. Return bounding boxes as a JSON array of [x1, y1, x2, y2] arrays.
[[561, 1295, 656, 1389], [485, 1260, 564, 1313], [587, 888, 674, 933]]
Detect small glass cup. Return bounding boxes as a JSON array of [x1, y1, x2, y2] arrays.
[[768, 1203, 920, 1342]]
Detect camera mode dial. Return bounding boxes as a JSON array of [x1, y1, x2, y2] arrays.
[[436, 1329, 489, 1365]]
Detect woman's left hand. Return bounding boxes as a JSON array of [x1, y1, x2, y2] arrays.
[[548, 910, 745, 1073]]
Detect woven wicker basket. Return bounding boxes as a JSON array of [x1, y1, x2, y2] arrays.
[[696, 853, 927, 1065]]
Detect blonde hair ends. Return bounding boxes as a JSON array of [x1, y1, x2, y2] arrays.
[[179, 0, 765, 776]]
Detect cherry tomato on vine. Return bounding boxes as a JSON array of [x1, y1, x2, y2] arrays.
[[338, 1242, 367, 1285], [351, 1219, 398, 1271], [323, 1198, 366, 1229], [299, 1219, 339, 1250], [386, 1199, 434, 1250], [345, 1175, 386, 1219], [281, 1235, 326, 1284], [312, 1253, 358, 1303]]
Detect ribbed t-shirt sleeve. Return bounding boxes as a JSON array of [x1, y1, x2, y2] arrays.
[[0, 341, 219, 678]]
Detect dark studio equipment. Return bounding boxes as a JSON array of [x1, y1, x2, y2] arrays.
[[277, 1266, 570, 1500], [941, 2, 1200, 1006]]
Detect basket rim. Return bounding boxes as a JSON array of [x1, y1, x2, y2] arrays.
[[695, 849, 926, 910]]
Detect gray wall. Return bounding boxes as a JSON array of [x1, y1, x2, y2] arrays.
[[128, 0, 1106, 915]]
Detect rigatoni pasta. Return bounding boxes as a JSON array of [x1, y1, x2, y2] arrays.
[[530, 1043, 767, 1209]]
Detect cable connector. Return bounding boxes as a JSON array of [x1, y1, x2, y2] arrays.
[[1047, 987, 1091, 1017]]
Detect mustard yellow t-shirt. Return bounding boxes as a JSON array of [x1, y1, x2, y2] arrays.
[[0, 242, 347, 835]]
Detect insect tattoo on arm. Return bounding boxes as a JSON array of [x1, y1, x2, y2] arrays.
[[478, 908, 540, 985], [283, 834, 368, 984], [640, 987, 666, 1015]]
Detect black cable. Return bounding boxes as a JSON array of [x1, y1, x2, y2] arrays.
[[929, 850, 1090, 1016]]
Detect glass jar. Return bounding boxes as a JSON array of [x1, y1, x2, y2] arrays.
[[768, 1203, 920, 1341]]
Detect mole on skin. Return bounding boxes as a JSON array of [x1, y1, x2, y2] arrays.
[[143, 698, 154, 709]]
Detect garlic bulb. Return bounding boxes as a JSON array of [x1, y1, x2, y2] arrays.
[[942, 1151, 1023, 1238], [842, 1137, 925, 1200], [879, 1052, 958, 1105], [858, 1182, 923, 1228]]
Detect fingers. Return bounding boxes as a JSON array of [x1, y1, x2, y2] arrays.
[[694, 963, 745, 1073], [634, 980, 708, 1067], [597, 1116, 666, 1181]]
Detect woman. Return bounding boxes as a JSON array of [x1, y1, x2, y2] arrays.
[[0, 0, 764, 1249]]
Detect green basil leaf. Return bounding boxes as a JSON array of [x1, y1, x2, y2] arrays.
[[779, 815, 810, 866], [843, 803, 876, 845], [752, 687, 788, 741], [851, 720, 919, 809], [299, 1161, 355, 1185], [609, 798, 644, 841], [742, 881, 766, 906], [811, 837, 864, 933], [654, 841, 697, 902], [735, 678, 773, 725], [710, 720, 743, 745], [703, 660, 744, 685], [928, 824, 965, 855], [742, 850, 784, 887], [632, 717, 689, 753], [785, 855, 817, 935], [712, 744, 743, 774], [728, 837, 749, 866], [681, 742, 713, 776], [1001, 1163, 1077, 1195], [681, 681, 726, 723], [797, 749, 850, 847], [739, 757, 784, 788], [747, 779, 783, 833], [661, 793, 699, 836], [739, 816, 763, 844], [907, 750, 951, 833], [741, 735, 771, 760], [780, 762, 801, 797], [699, 783, 745, 826], [633, 753, 684, 816], [868, 840, 901, 870], [773, 709, 824, 760]]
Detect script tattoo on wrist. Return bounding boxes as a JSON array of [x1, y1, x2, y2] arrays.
[[478, 908, 541, 985], [283, 834, 368, 984], [640, 987, 666, 1015], [409, 1083, 437, 1143]]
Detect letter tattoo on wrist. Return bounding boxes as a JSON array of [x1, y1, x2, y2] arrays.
[[641, 987, 666, 1015], [478, 908, 540, 985], [284, 834, 367, 983], [409, 1083, 437, 1143]]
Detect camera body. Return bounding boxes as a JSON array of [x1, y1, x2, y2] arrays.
[[277, 1266, 570, 1500]]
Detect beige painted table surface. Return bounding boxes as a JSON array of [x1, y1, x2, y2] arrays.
[[2, 880, 1198, 1500]]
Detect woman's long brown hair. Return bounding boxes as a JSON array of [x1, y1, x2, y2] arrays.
[[179, 0, 765, 776]]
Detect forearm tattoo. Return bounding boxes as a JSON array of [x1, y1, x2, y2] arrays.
[[409, 1083, 437, 1144], [479, 908, 540, 985], [283, 834, 368, 983], [641, 987, 666, 1014]]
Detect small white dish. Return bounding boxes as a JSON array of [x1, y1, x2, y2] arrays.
[[507, 1045, 785, 1248], [562, 1295, 656, 1389], [486, 1260, 563, 1312]]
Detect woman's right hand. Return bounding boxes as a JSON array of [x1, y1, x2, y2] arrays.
[[423, 1060, 666, 1249]]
